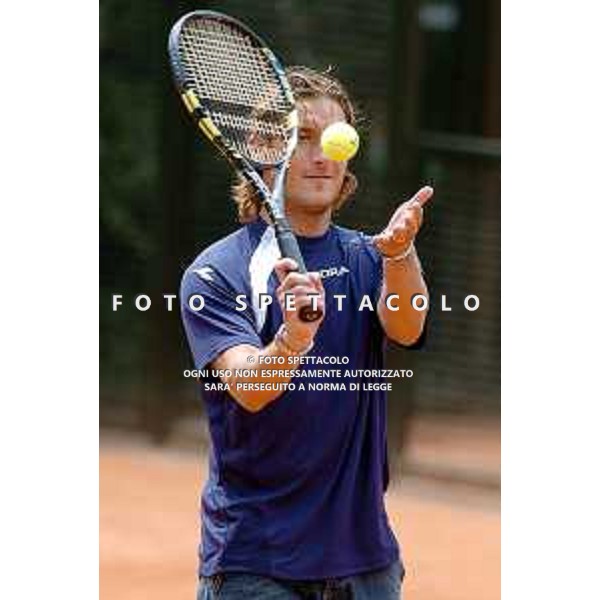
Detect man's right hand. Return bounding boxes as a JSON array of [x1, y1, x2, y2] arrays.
[[274, 258, 325, 350]]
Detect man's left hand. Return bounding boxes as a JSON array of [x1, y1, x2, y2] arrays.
[[372, 186, 434, 258]]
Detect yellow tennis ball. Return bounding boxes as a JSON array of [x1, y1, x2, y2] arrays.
[[320, 122, 360, 162]]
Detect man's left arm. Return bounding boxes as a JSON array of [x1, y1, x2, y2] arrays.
[[373, 186, 433, 346]]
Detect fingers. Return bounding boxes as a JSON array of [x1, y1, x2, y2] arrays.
[[386, 186, 431, 220], [308, 272, 325, 295], [277, 270, 317, 292], [409, 185, 434, 208], [277, 284, 318, 305], [386, 186, 431, 229], [274, 257, 299, 283], [273, 256, 326, 324], [375, 186, 433, 257], [275, 267, 325, 322], [375, 207, 420, 250], [396, 203, 422, 233], [275, 267, 321, 297]]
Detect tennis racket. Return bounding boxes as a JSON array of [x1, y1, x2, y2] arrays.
[[168, 10, 322, 322]]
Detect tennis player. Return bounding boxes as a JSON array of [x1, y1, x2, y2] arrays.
[[181, 66, 432, 599]]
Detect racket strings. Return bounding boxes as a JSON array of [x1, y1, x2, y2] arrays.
[[178, 18, 292, 164]]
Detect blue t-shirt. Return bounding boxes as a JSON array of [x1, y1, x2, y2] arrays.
[[180, 218, 401, 580]]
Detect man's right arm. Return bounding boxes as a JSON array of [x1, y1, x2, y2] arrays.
[[211, 338, 303, 413], [212, 258, 325, 413]]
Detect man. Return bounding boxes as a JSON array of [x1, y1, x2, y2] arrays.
[[181, 66, 432, 599]]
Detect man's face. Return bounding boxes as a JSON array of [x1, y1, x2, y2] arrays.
[[271, 96, 349, 216]]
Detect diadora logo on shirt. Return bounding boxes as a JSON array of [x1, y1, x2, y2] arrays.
[[319, 265, 350, 279], [193, 264, 347, 283], [193, 267, 215, 282]]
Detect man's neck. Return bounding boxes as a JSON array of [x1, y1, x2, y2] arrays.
[[285, 208, 332, 237]]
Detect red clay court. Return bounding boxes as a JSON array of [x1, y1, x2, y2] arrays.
[[100, 415, 500, 600]]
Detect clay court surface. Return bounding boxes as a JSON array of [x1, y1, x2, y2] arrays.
[[100, 420, 499, 600]]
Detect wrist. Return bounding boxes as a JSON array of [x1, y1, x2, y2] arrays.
[[380, 241, 415, 262], [274, 324, 314, 356]]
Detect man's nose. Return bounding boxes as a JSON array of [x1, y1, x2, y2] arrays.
[[308, 139, 327, 163]]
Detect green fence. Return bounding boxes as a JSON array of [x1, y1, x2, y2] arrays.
[[100, 0, 500, 440]]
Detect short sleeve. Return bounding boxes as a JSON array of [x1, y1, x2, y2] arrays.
[[180, 266, 262, 371], [359, 233, 384, 300]]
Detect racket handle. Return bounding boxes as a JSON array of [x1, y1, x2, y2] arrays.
[[275, 219, 307, 272], [274, 218, 323, 323], [298, 304, 323, 323]]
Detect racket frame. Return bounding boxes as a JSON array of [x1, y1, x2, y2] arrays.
[[168, 10, 321, 320]]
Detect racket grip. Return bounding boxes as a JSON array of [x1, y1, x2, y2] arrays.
[[298, 304, 323, 323], [274, 219, 323, 323], [274, 219, 307, 272]]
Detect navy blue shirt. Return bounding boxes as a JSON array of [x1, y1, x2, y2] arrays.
[[180, 219, 401, 580]]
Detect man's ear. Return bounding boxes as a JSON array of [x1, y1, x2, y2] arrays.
[[334, 171, 358, 211]]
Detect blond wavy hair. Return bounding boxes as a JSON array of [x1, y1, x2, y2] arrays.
[[232, 66, 359, 223]]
